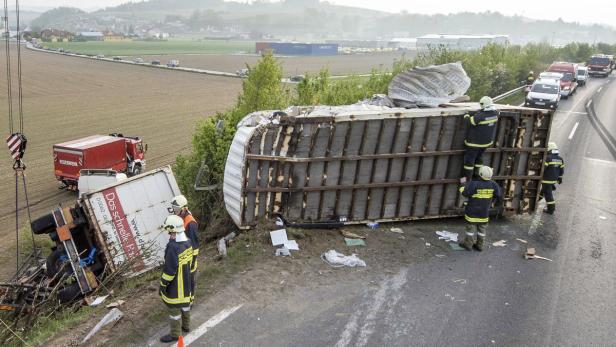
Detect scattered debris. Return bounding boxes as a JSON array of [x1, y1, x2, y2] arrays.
[[82, 308, 124, 344], [436, 231, 458, 243], [345, 238, 366, 247], [492, 240, 507, 247], [270, 229, 299, 253], [599, 216, 607, 220], [389, 228, 404, 234], [321, 250, 366, 268], [275, 247, 291, 257], [425, 242, 431, 247], [525, 247, 553, 261], [452, 278, 467, 284], [275, 217, 285, 226], [86, 295, 109, 307], [285, 240, 299, 251], [366, 222, 380, 229], [516, 238, 527, 244], [449, 243, 465, 251], [341, 230, 366, 239], [106, 300, 125, 309], [435, 254, 446, 258]]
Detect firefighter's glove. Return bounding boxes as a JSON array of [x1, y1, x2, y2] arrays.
[[557, 178, 562, 184]]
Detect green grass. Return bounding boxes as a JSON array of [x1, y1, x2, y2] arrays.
[[44, 39, 255, 56], [497, 90, 527, 106]]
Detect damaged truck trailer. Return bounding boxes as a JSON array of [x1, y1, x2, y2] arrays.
[[224, 103, 553, 229], [0, 166, 181, 311]]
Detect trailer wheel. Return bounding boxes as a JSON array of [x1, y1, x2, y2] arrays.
[[133, 164, 142, 176], [31, 213, 56, 235], [58, 283, 82, 303], [46, 248, 69, 278]]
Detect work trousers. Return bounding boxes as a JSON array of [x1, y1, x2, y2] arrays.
[[168, 306, 190, 337], [540, 183, 556, 212], [465, 223, 487, 240], [463, 147, 486, 181]]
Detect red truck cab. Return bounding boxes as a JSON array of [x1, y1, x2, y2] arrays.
[[53, 134, 146, 189], [547, 62, 578, 98], [588, 54, 613, 77]]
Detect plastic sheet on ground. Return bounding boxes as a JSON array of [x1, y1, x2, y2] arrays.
[[436, 230, 458, 243], [388, 62, 471, 108], [321, 250, 366, 268]]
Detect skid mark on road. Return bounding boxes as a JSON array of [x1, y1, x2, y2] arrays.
[[335, 269, 408, 347]]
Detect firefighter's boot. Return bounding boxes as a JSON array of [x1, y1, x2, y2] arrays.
[[473, 226, 487, 251], [543, 204, 555, 215], [459, 234, 475, 251], [181, 307, 191, 333]]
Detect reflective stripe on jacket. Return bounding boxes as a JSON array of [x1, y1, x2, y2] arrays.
[[183, 213, 199, 272]]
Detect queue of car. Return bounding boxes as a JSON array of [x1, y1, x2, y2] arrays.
[[525, 56, 612, 110]]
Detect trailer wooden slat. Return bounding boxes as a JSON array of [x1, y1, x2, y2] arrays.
[[383, 119, 413, 218], [304, 125, 331, 221], [352, 120, 382, 220], [368, 119, 397, 220], [398, 118, 428, 217], [321, 123, 348, 220], [336, 121, 365, 219], [287, 124, 314, 220]]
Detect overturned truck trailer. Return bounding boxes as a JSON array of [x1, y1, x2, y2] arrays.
[[224, 103, 553, 229]]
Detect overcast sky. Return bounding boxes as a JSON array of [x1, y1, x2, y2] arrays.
[[18, 0, 616, 27]]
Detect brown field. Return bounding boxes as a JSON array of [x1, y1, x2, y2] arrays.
[[0, 48, 242, 264], [137, 51, 411, 76]]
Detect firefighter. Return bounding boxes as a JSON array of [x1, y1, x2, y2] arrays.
[[159, 215, 193, 343], [540, 142, 565, 214], [458, 166, 502, 251], [170, 195, 199, 306], [461, 96, 499, 182], [527, 70, 535, 85]]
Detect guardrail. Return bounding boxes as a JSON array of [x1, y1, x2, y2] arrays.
[[493, 85, 526, 102]]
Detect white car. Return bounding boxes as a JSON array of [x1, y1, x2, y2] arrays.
[[576, 66, 588, 86], [525, 79, 561, 109]]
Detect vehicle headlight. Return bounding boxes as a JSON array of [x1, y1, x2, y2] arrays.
[[564, 86, 570, 90]]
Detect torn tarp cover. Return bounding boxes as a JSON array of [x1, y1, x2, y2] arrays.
[[388, 62, 471, 108]]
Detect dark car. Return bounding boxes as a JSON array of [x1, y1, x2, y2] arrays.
[[151, 60, 161, 65], [113, 56, 122, 61]]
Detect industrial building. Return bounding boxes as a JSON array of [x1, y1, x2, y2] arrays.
[[256, 42, 338, 56], [416, 34, 509, 51]]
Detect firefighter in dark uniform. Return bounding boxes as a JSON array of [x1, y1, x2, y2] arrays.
[[527, 71, 535, 85], [159, 215, 194, 343], [458, 166, 502, 251], [540, 142, 565, 214], [462, 96, 500, 182], [170, 195, 199, 308]]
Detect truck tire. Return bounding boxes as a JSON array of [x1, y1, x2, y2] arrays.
[[133, 164, 142, 175], [31, 213, 56, 235], [46, 248, 69, 278], [58, 283, 82, 303]]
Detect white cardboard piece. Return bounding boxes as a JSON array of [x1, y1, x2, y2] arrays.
[[270, 229, 288, 246]]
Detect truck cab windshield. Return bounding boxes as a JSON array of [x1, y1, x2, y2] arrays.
[[532, 84, 559, 94], [590, 57, 609, 65]]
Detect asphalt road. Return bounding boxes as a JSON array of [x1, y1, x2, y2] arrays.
[[148, 75, 616, 347]]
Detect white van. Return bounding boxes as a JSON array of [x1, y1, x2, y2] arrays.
[[577, 66, 588, 86], [525, 78, 561, 109]]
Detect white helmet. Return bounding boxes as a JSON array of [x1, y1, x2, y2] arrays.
[[478, 166, 493, 180], [529, 70, 534, 75], [479, 96, 493, 109], [547, 142, 558, 151], [163, 215, 185, 233], [171, 195, 188, 211]]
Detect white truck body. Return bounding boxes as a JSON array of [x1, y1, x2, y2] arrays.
[[82, 166, 181, 276]]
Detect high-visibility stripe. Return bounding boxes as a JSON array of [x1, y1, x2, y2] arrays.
[[192, 248, 199, 256], [465, 140, 493, 148], [161, 292, 192, 305], [478, 118, 498, 125], [169, 315, 181, 320], [464, 165, 474, 170], [546, 161, 563, 165], [474, 164, 483, 168], [546, 201, 556, 205], [472, 193, 493, 199], [160, 281, 167, 287], [542, 180, 557, 184], [470, 116, 477, 126], [477, 232, 486, 237], [161, 272, 174, 281], [466, 232, 475, 236], [459, 186, 465, 193], [465, 215, 489, 223]]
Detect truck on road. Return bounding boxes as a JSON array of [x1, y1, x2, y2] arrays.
[[53, 134, 146, 189], [8, 166, 182, 305], [547, 62, 578, 98], [588, 54, 613, 77]]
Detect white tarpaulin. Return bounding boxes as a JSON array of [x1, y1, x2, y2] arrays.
[[388, 62, 471, 108]]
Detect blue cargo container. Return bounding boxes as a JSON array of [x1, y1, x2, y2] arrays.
[[264, 42, 338, 56]]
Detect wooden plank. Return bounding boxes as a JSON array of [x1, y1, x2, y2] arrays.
[[383, 119, 413, 218], [427, 116, 457, 215], [398, 117, 428, 217], [367, 119, 397, 219], [268, 126, 288, 215], [336, 121, 366, 219], [438, 115, 466, 211], [244, 131, 264, 224], [352, 120, 382, 220], [304, 124, 331, 221], [321, 123, 349, 220], [280, 126, 298, 213], [413, 117, 443, 217], [286, 124, 314, 221], [257, 128, 276, 218], [512, 117, 533, 211]]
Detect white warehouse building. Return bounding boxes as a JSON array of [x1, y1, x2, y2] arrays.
[[416, 34, 509, 51]]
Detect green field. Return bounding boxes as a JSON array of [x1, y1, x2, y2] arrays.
[[44, 39, 255, 56]]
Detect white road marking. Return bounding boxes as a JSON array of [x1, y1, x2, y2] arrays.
[[583, 157, 616, 167], [587, 99, 592, 108], [568, 122, 579, 140], [597, 86, 603, 93], [555, 110, 587, 115], [177, 304, 243, 346]]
